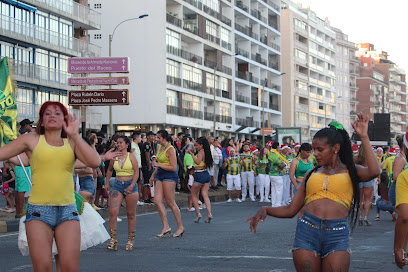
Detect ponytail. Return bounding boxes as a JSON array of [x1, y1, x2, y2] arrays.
[[196, 136, 213, 169]]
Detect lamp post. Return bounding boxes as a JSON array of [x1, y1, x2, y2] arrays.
[[212, 62, 219, 137], [108, 14, 148, 137]]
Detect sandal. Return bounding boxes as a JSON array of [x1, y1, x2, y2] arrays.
[[375, 215, 380, 221], [364, 219, 372, 226], [359, 218, 363, 226], [392, 212, 397, 222]]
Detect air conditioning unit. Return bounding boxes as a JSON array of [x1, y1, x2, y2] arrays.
[[80, 30, 87, 37]]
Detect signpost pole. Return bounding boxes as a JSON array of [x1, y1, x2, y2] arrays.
[[262, 78, 267, 146], [109, 35, 113, 137], [81, 73, 87, 137]]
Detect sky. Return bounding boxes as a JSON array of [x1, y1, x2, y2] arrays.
[[298, 0, 408, 72]]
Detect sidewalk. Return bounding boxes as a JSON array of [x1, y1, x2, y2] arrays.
[[0, 185, 229, 233]]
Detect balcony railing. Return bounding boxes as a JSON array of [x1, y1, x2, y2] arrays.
[[252, 99, 267, 108], [24, 0, 101, 29], [166, 75, 182, 86], [261, 0, 280, 11], [203, 59, 232, 75], [203, 5, 231, 26], [183, 20, 199, 35], [181, 108, 203, 119], [166, 45, 202, 65], [269, 103, 279, 111], [236, 0, 249, 12], [183, 79, 203, 92], [221, 40, 232, 51], [251, 53, 267, 66], [250, 9, 267, 24], [166, 13, 182, 28], [206, 33, 220, 45], [204, 112, 232, 124], [10, 59, 69, 90], [236, 118, 259, 127], [235, 23, 258, 40], [167, 105, 179, 115], [236, 71, 259, 84], [184, 0, 203, 10], [235, 47, 250, 58], [0, 14, 100, 57], [235, 93, 251, 104]]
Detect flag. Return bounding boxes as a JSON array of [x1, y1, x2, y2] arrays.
[[0, 57, 17, 146]]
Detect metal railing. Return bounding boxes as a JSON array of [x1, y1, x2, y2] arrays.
[[166, 105, 179, 115], [261, 0, 280, 11], [184, 0, 203, 10], [250, 9, 267, 24], [206, 33, 220, 45], [24, 0, 101, 28], [251, 53, 267, 66], [166, 45, 203, 65], [204, 112, 232, 124], [236, 71, 259, 84], [166, 13, 182, 28], [235, 47, 250, 58], [183, 20, 199, 35], [166, 75, 182, 86], [0, 14, 101, 57], [203, 5, 231, 26], [236, 0, 249, 12], [183, 79, 203, 92], [181, 108, 203, 119], [221, 40, 232, 51], [235, 23, 258, 40], [203, 59, 232, 75], [235, 93, 251, 104]]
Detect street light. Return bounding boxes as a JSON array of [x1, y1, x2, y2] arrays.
[[108, 14, 148, 137]]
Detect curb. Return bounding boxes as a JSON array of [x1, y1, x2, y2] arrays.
[[0, 193, 229, 233]]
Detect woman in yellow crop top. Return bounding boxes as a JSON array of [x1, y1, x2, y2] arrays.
[[0, 101, 100, 272], [247, 113, 380, 272], [149, 130, 185, 238], [105, 136, 139, 251]]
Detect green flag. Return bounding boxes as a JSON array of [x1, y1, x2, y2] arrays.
[[0, 57, 18, 146]]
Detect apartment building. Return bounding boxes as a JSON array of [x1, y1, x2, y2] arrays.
[[281, 1, 336, 142], [356, 43, 407, 138], [88, 0, 282, 139], [331, 27, 359, 135], [0, 0, 101, 127]]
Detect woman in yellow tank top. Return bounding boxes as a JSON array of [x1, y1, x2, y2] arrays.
[[247, 113, 380, 272], [149, 130, 185, 238], [0, 101, 100, 272], [105, 136, 139, 251]]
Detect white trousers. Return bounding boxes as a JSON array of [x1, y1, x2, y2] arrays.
[[258, 174, 270, 201], [255, 175, 260, 196], [270, 175, 284, 207], [241, 171, 255, 199], [227, 174, 241, 191], [283, 175, 291, 205]]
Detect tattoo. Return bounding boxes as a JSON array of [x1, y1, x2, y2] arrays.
[[110, 191, 119, 198], [302, 260, 313, 272]]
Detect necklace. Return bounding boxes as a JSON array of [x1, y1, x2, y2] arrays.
[[324, 165, 340, 175]]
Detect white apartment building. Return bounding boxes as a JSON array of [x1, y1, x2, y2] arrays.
[[281, 1, 336, 142], [0, 0, 101, 127], [331, 27, 359, 135], [88, 0, 282, 139]]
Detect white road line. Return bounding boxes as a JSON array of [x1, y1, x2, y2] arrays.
[[197, 256, 293, 260], [0, 232, 18, 237], [10, 264, 33, 271]]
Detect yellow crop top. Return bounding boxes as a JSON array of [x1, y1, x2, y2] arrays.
[[114, 153, 134, 176], [195, 155, 206, 168], [29, 135, 76, 206], [304, 173, 353, 210], [156, 145, 174, 166]]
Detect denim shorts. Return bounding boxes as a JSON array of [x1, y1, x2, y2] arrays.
[[293, 211, 350, 258], [359, 179, 375, 188], [194, 170, 211, 185], [79, 176, 96, 196], [154, 168, 178, 183], [111, 178, 138, 196], [24, 203, 79, 230]]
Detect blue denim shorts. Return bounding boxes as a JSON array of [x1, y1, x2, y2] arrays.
[[79, 176, 96, 196], [24, 203, 79, 230], [293, 211, 350, 258], [194, 170, 211, 185], [154, 168, 178, 182], [111, 178, 138, 196], [359, 179, 375, 188]]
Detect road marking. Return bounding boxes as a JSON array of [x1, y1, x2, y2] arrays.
[[0, 232, 18, 237], [197, 255, 293, 260], [10, 264, 33, 271]]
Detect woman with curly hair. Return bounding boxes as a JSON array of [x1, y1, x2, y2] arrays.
[[186, 136, 213, 223], [247, 113, 380, 271]]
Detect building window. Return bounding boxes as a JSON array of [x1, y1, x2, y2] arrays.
[[94, 34, 102, 39], [183, 64, 202, 85], [182, 93, 201, 111], [166, 90, 178, 107], [294, 18, 307, 30], [166, 59, 180, 78], [166, 29, 180, 49], [206, 20, 218, 37], [295, 49, 307, 60], [16, 87, 33, 116], [218, 102, 231, 118], [203, 0, 219, 11], [94, 3, 102, 8]]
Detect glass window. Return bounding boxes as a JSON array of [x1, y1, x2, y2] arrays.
[[182, 93, 200, 110], [203, 0, 219, 11], [206, 20, 218, 37], [218, 102, 231, 117], [294, 18, 307, 30], [166, 29, 180, 49], [36, 90, 49, 106], [295, 49, 307, 60], [166, 90, 178, 107], [166, 59, 180, 78], [183, 64, 201, 84], [16, 87, 33, 116], [221, 27, 230, 43]]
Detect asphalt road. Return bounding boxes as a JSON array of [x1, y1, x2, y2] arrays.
[[0, 201, 402, 272]]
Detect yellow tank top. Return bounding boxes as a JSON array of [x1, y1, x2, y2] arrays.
[[304, 173, 353, 210], [194, 154, 206, 168], [114, 153, 134, 176], [156, 144, 173, 166], [29, 135, 75, 206]]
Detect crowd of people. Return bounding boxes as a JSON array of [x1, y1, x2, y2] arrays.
[[3, 102, 408, 271]]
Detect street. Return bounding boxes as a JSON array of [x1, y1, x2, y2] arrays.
[[0, 201, 402, 272]]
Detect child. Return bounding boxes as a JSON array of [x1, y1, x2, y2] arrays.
[[187, 165, 195, 211], [375, 170, 397, 221]]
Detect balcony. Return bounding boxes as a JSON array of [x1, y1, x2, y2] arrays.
[[350, 97, 359, 103], [269, 103, 279, 111], [250, 9, 267, 24], [203, 5, 231, 26], [11, 59, 69, 90], [235, 47, 250, 58], [251, 53, 267, 66], [295, 87, 308, 96], [236, 0, 249, 12], [261, 79, 281, 91], [296, 103, 309, 112], [236, 71, 259, 84], [235, 93, 251, 104], [167, 105, 179, 115], [183, 20, 199, 35], [166, 13, 182, 28], [22, 0, 101, 29], [181, 108, 203, 119], [295, 72, 308, 81], [203, 59, 232, 75], [206, 33, 220, 45], [260, 0, 280, 11], [166, 75, 182, 86], [295, 40, 308, 51], [184, 0, 203, 10], [0, 14, 101, 57], [183, 79, 203, 92], [206, 87, 231, 99], [251, 99, 267, 108], [204, 112, 232, 124], [349, 69, 359, 75], [235, 23, 258, 40], [349, 82, 358, 88], [295, 25, 308, 36], [166, 45, 202, 65], [350, 56, 359, 63], [221, 40, 232, 51]]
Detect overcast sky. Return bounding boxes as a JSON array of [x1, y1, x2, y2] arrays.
[[298, 0, 408, 73]]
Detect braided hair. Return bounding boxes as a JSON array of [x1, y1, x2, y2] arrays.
[[302, 127, 361, 230]]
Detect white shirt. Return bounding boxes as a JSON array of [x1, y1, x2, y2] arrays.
[[131, 142, 142, 168]]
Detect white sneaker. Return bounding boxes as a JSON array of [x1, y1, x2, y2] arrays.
[[250, 197, 256, 202], [137, 201, 144, 206], [188, 207, 195, 211], [227, 198, 233, 203], [236, 198, 242, 203], [117, 217, 122, 222], [260, 199, 264, 202], [241, 197, 246, 202], [264, 199, 271, 203]]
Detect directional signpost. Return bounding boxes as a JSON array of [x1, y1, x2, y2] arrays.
[[68, 57, 131, 136]]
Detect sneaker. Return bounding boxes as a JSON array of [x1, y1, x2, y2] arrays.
[[117, 217, 122, 222], [264, 199, 271, 203], [260, 199, 264, 202], [137, 201, 144, 206], [227, 198, 233, 203], [236, 198, 242, 203], [241, 197, 246, 202], [188, 207, 195, 212], [250, 197, 256, 202], [6, 208, 16, 213], [144, 199, 154, 205]]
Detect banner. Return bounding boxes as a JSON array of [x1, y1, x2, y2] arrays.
[[0, 57, 18, 146]]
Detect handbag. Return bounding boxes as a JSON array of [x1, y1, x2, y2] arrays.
[[1, 183, 9, 195], [265, 161, 271, 175]]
